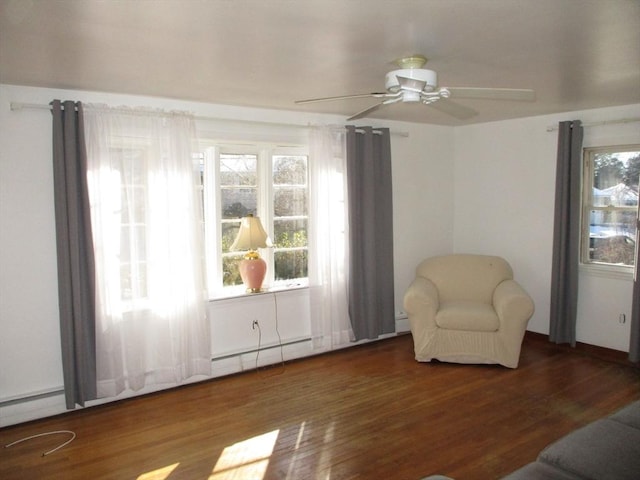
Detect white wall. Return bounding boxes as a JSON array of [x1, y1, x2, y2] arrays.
[[453, 104, 640, 349], [391, 120, 454, 313], [0, 84, 451, 425]]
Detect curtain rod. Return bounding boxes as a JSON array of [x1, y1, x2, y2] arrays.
[[546, 117, 640, 132], [9, 101, 410, 138]]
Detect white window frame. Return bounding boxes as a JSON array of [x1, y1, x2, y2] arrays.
[[201, 141, 309, 299], [580, 144, 639, 279]]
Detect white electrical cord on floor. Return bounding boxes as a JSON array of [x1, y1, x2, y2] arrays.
[[253, 292, 285, 375], [273, 292, 285, 367], [254, 318, 263, 370], [4, 430, 76, 456]]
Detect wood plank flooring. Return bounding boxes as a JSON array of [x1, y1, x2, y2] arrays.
[[1, 333, 639, 480]]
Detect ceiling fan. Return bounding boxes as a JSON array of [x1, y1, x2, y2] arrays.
[[295, 55, 535, 121]]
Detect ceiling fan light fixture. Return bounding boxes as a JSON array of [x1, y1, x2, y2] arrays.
[[395, 54, 428, 69]]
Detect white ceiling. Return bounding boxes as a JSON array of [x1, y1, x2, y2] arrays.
[[1, 0, 639, 125]]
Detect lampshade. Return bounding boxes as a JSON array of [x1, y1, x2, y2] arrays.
[[230, 214, 273, 251]]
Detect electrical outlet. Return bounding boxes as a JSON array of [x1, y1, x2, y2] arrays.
[[252, 320, 259, 329], [619, 314, 626, 324]]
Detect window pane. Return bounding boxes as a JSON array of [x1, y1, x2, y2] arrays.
[[221, 222, 240, 254], [220, 154, 257, 220], [118, 147, 147, 185], [273, 155, 307, 185], [594, 183, 639, 207], [274, 250, 308, 281], [120, 225, 146, 262], [220, 154, 257, 186], [274, 187, 307, 217], [589, 209, 637, 266], [222, 254, 244, 287], [121, 186, 146, 224], [593, 151, 639, 204], [121, 262, 147, 300], [221, 187, 257, 219], [273, 218, 307, 248]]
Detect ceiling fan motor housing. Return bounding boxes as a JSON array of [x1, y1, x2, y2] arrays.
[[385, 68, 438, 97]]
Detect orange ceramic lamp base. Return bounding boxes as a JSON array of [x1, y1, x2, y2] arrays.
[[239, 252, 267, 293]]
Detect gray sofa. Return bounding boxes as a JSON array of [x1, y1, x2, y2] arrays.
[[503, 400, 640, 479], [422, 401, 640, 480]]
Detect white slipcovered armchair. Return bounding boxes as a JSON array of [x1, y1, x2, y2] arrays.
[[403, 254, 534, 368]]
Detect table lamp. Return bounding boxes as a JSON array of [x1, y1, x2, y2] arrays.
[[230, 214, 273, 293]]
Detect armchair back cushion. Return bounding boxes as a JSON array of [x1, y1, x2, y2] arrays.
[[416, 254, 513, 304]]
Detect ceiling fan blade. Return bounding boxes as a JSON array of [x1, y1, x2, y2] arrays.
[[295, 92, 387, 105], [347, 102, 386, 121], [429, 99, 478, 120], [346, 95, 403, 121], [446, 87, 536, 102]]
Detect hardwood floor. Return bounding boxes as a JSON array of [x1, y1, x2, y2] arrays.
[[1, 333, 639, 480]]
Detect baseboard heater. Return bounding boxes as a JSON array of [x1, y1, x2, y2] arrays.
[[210, 336, 312, 362], [1, 337, 313, 409], [0, 387, 64, 408]]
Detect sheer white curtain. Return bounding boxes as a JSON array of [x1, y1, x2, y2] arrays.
[[308, 126, 354, 350], [83, 105, 210, 397]]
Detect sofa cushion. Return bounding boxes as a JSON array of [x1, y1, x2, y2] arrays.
[[538, 418, 640, 480], [609, 400, 640, 429], [435, 301, 499, 331], [501, 461, 584, 480]]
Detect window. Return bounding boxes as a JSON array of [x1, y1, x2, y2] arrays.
[[201, 143, 309, 297], [581, 145, 639, 269], [118, 146, 149, 303]]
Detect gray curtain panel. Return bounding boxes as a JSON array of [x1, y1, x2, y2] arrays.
[[51, 100, 97, 408], [549, 120, 583, 346], [345, 126, 395, 341], [630, 213, 640, 363]]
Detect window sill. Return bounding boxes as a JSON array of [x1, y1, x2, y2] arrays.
[[208, 281, 309, 302], [579, 263, 634, 281]]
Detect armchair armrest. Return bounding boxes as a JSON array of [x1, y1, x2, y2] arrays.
[[404, 276, 440, 351], [404, 276, 439, 315], [493, 279, 535, 332]]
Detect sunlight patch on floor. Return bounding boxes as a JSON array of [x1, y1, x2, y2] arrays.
[[209, 430, 279, 479], [317, 421, 336, 479], [284, 421, 306, 479], [136, 462, 180, 480]]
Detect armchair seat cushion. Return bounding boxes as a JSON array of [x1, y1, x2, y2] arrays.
[[436, 301, 499, 332]]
